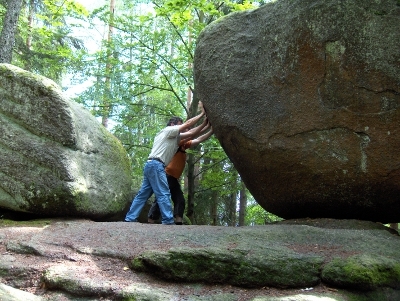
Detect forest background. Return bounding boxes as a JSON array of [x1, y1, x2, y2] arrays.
[[0, 0, 282, 226]]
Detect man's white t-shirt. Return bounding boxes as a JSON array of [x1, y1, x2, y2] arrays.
[[148, 125, 180, 166]]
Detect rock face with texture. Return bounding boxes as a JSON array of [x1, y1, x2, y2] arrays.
[[194, 0, 400, 222], [0, 64, 132, 219], [0, 218, 399, 300]]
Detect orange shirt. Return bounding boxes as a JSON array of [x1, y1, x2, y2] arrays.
[[165, 140, 192, 179]]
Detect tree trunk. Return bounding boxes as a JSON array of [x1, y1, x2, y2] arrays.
[[185, 99, 201, 223], [102, 0, 115, 128], [226, 171, 238, 226], [227, 192, 237, 226], [186, 152, 195, 223], [24, 0, 35, 71], [0, 0, 24, 63], [211, 189, 218, 226], [238, 180, 247, 226]]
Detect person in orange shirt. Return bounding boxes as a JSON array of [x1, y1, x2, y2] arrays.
[[148, 123, 213, 225]]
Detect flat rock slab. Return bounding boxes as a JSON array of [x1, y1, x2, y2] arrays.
[[0, 219, 399, 300]]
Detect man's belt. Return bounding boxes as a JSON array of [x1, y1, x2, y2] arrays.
[[148, 157, 165, 165]]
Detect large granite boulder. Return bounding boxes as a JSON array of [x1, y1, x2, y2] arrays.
[[0, 64, 132, 219], [194, 0, 400, 222]]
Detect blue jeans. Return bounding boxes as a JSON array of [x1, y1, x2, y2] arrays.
[[125, 160, 174, 224], [148, 174, 185, 220]]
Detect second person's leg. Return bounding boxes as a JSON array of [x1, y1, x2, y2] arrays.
[[168, 175, 185, 224]]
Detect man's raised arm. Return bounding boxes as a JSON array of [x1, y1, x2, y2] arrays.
[[178, 102, 206, 133], [190, 126, 214, 148]]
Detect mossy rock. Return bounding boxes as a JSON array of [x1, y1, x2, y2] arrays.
[[322, 254, 400, 290], [130, 246, 323, 288]]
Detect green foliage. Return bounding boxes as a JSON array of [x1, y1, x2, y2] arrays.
[[190, 136, 238, 225], [228, 0, 258, 11], [154, 0, 258, 32], [196, 139, 233, 197], [245, 200, 283, 225], [6, 0, 89, 83], [0, 3, 6, 16], [155, 0, 222, 27], [0, 218, 51, 228]]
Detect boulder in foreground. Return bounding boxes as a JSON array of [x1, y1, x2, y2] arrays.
[[0, 64, 132, 219]]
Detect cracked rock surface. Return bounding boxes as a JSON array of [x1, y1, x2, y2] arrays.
[[0, 218, 399, 300]]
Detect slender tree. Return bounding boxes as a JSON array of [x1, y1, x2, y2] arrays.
[[102, 0, 116, 128], [238, 180, 247, 226], [210, 189, 218, 226], [24, 0, 35, 70], [0, 0, 24, 63]]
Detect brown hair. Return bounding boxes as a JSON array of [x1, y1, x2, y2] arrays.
[[167, 116, 183, 126]]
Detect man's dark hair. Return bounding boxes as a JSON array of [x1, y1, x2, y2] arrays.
[[167, 116, 183, 126]]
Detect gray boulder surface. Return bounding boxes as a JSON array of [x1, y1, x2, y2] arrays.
[[0, 283, 43, 301], [193, 0, 400, 222], [0, 218, 399, 301], [0, 64, 132, 219]]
